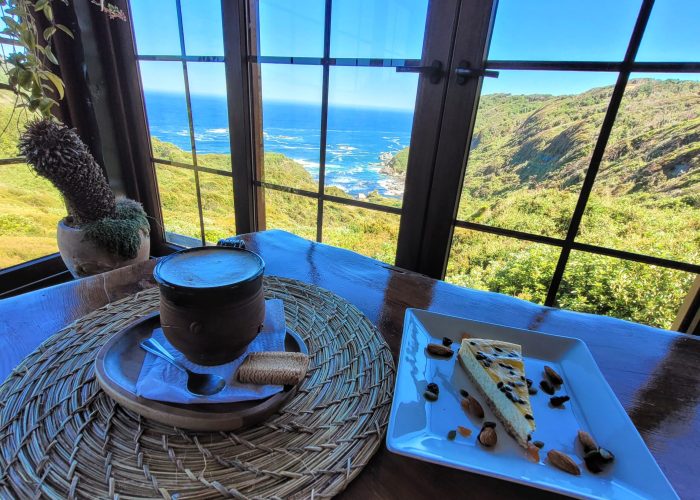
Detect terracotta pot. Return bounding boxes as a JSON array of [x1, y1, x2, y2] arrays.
[[57, 219, 150, 278], [153, 246, 266, 366]]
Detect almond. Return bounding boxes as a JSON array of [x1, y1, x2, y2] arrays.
[[467, 395, 484, 418], [577, 430, 598, 453], [547, 449, 581, 476], [427, 343, 453, 357], [478, 426, 497, 447], [544, 365, 563, 385], [460, 332, 473, 340]]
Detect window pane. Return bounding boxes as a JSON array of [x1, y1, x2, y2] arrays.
[[264, 190, 317, 241], [636, 0, 700, 62], [139, 61, 192, 160], [129, 0, 181, 55], [187, 62, 230, 170], [457, 71, 617, 238], [330, 0, 428, 59], [0, 164, 64, 269], [556, 251, 696, 330], [181, 0, 224, 56], [260, 64, 322, 190], [579, 75, 700, 262], [446, 228, 560, 305], [323, 203, 399, 264], [257, 0, 325, 57], [155, 164, 201, 244], [488, 0, 641, 61], [200, 172, 235, 244], [325, 67, 417, 207]]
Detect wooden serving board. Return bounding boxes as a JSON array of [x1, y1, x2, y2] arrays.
[[94, 311, 306, 431]]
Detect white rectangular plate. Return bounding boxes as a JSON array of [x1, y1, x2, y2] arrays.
[[387, 309, 678, 500]]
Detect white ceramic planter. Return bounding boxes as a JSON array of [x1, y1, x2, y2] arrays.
[[57, 219, 150, 278]]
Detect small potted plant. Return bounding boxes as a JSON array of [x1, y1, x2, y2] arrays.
[[20, 118, 150, 277]]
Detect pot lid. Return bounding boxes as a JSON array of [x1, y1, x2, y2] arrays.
[[154, 246, 264, 291]]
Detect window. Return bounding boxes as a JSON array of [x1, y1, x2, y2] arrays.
[[442, 0, 699, 330], [0, 17, 64, 271], [131, 0, 233, 247], [252, 0, 429, 263], [124, 0, 699, 332]]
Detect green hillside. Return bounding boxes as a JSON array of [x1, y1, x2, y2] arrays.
[[0, 78, 697, 329]]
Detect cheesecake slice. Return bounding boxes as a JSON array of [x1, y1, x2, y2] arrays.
[[458, 338, 536, 448]]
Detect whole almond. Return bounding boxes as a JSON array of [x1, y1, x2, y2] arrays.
[[467, 395, 485, 418], [577, 430, 598, 453], [547, 449, 581, 476], [427, 343, 453, 357], [478, 426, 497, 447], [544, 365, 563, 385]]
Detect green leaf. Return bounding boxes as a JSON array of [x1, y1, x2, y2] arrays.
[[18, 69, 33, 89], [43, 26, 56, 41], [34, 0, 50, 9], [43, 45, 58, 65], [42, 70, 64, 99], [55, 23, 74, 39], [43, 4, 54, 22]]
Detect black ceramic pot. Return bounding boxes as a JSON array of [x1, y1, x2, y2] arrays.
[[153, 246, 266, 365]]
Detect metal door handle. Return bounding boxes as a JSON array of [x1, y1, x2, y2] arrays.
[[455, 62, 499, 85], [396, 60, 443, 84]]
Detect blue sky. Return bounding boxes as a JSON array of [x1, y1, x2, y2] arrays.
[[131, 0, 700, 108]]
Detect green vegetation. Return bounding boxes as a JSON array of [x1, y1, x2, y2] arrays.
[[0, 78, 697, 330]]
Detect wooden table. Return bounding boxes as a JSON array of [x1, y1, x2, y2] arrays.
[[1, 230, 698, 499]]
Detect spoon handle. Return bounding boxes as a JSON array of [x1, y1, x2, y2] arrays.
[[140, 338, 190, 375]]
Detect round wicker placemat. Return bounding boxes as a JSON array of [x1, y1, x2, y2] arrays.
[[0, 276, 395, 499]]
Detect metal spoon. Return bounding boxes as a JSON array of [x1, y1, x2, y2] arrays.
[[140, 338, 226, 396]]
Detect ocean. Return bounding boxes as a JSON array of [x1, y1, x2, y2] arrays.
[[144, 92, 413, 198]]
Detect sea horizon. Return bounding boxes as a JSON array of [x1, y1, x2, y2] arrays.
[[144, 91, 413, 198]]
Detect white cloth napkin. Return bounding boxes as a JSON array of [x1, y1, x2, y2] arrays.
[[135, 299, 286, 404]]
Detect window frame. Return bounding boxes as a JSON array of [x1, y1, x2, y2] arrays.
[[119, 0, 699, 332], [412, 0, 700, 331]]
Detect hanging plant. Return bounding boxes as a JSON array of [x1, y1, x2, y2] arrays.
[[0, 0, 124, 116]]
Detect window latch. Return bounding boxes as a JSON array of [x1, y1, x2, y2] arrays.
[[455, 62, 499, 85], [396, 60, 443, 84]]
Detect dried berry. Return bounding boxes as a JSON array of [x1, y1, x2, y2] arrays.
[[483, 421, 497, 428], [550, 395, 570, 407], [457, 426, 472, 437], [447, 430, 457, 441], [528, 386, 538, 395], [524, 414, 534, 420], [442, 337, 453, 347], [426, 383, 439, 395], [427, 343, 453, 357], [540, 379, 555, 395], [459, 389, 469, 398], [545, 365, 563, 385], [423, 390, 438, 402], [526, 378, 533, 388], [526, 443, 540, 462], [547, 449, 581, 476], [583, 448, 615, 473], [478, 426, 497, 447], [533, 440, 545, 449]]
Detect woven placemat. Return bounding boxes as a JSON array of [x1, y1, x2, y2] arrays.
[[0, 276, 395, 499]]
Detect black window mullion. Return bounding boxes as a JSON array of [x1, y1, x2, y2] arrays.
[[175, 0, 206, 246], [544, 0, 656, 306], [315, 0, 333, 243]]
